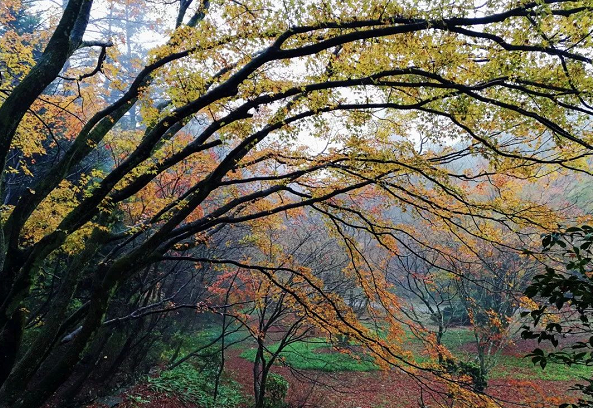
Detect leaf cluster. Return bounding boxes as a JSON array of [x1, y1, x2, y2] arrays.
[[522, 226, 593, 407]]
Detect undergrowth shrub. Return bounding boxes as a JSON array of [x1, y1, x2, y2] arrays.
[[442, 359, 487, 392], [264, 373, 289, 408], [147, 363, 243, 408]]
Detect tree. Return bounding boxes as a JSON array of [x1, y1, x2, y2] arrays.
[[201, 214, 363, 408], [451, 240, 536, 388], [1, 1, 593, 407], [522, 226, 593, 408], [388, 245, 464, 358], [388, 223, 539, 392]]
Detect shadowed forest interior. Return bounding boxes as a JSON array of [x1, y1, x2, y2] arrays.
[[1, 1, 593, 407]]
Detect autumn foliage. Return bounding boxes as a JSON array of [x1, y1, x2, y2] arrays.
[[1, 1, 593, 407]]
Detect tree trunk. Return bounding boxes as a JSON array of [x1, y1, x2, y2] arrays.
[[0, 309, 24, 386]]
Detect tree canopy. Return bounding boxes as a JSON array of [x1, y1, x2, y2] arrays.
[[1, 1, 593, 407]]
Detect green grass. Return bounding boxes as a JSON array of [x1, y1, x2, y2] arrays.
[[240, 338, 378, 372], [161, 324, 253, 363], [490, 354, 592, 381], [170, 324, 588, 382], [440, 328, 591, 381], [439, 328, 478, 350], [401, 327, 590, 381]]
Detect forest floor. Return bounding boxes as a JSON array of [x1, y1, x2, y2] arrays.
[[87, 327, 583, 408], [224, 348, 574, 408]]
